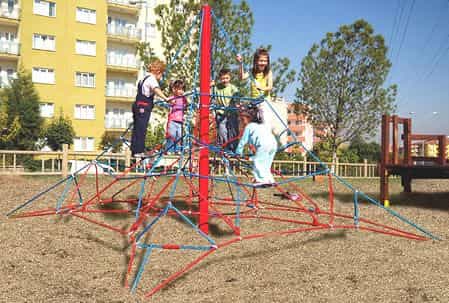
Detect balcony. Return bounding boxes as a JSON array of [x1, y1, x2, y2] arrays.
[[106, 86, 135, 102], [106, 54, 140, 74], [105, 117, 133, 130], [107, 25, 141, 44], [107, 0, 139, 15], [0, 40, 19, 60], [0, 74, 17, 88], [0, 7, 20, 25]]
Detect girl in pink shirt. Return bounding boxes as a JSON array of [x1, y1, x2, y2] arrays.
[[166, 80, 187, 153]]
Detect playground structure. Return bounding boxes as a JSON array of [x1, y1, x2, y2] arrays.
[[6, 6, 439, 299], [380, 114, 449, 205]]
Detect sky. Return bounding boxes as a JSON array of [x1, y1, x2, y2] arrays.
[[236, 0, 449, 137]]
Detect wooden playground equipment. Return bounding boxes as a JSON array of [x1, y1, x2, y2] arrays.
[[380, 114, 449, 206]]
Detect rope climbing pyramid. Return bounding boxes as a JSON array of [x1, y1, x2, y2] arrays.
[[6, 4, 439, 299]]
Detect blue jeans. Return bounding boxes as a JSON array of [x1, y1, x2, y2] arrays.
[[166, 120, 183, 152], [216, 114, 239, 152]]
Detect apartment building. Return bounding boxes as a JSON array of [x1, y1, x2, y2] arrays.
[[286, 103, 314, 154], [0, 0, 165, 151]]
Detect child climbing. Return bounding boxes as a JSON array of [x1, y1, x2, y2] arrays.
[[211, 68, 240, 152], [237, 48, 273, 120], [131, 60, 169, 158], [235, 108, 278, 186], [166, 79, 188, 153], [237, 48, 288, 146]]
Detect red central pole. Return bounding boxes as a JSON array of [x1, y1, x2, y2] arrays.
[[199, 5, 211, 234]]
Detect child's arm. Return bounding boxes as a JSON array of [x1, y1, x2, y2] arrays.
[[154, 87, 169, 102], [236, 54, 249, 80]]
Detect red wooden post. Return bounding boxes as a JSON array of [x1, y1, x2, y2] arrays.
[[403, 118, 412, 166], [438, 135, 447, 165], [199, 5, 211, 234], [392, 115, 399, 164], [380, 114, 390, 205]]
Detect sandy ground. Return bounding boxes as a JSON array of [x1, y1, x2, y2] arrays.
[[0, 175, 448, 303]]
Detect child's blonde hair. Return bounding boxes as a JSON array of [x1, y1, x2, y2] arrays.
[[147, 59, 166, 74]]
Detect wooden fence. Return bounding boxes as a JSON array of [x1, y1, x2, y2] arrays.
[[0, 145, 379, 178]]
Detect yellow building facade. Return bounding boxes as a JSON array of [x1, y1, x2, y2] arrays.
[[0, 0, 165, 151]]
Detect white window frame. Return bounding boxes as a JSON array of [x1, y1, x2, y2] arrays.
[[39, 102, 54, 118], [105, 107, 133, 129], [145, 23, 157, 39], [75, 72, 95, 88], [76, 7, 96, 24], [75, 40, 96, 56], [32, 67, 55, 84], [33, 0, 56, 17], [32, 33, 56, 51], [74, 104, 95, 120], [74, 137, 95, 151]]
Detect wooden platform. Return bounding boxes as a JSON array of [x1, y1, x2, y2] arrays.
[[380, 115, 449, 204]]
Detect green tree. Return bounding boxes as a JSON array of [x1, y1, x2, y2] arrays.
[[0, 68, 43, 150], [347, 136, 381, 163], [99, 131, 130, 153], [271, 57, 296, 98], [154, 0, 255, 86], [136, 42, 159, 73], [0, 99, 20, 144], [297, 19, 396, 158], [145, 123, 166, 149], [208, 0, 254, 79], [44, 110, 75, 151], [154, 0, 201, 86]]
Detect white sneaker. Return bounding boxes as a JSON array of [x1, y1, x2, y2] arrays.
[[133, 153, 146, 158]]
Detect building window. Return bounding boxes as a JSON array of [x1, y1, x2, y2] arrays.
[[76, 40, 96, 56], [33, 0, 56, 17], [105, 108, 133, 129], [32, 33, 55, 51], [75, 72, 95, 88], [39, 102, 54, 118], [76, 7, 96, 24], [145, 23, 157, 39], [74, 137, 95, 151], [0, 67, 16, 87], [175, 4, 184, 14], [0, 31, 16, 41], [74, 104, 95, 120], [32, 67, 55, 84]]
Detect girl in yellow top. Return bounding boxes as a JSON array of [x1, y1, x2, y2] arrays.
[[237, 48, 273, 100], [237, 48, 285, 144]]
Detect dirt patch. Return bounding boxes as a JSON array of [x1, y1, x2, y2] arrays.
[[1, 176, 448, 303]]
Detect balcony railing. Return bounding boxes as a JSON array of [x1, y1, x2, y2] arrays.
[[106, 86, 135, 98], [107, 24, 141, 40], [0, 40, 19, 55], [108, 0, 136, 7], [0, 7, 19, 19], [107, 54, 139, 69], [105, 117, 133, 129]]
